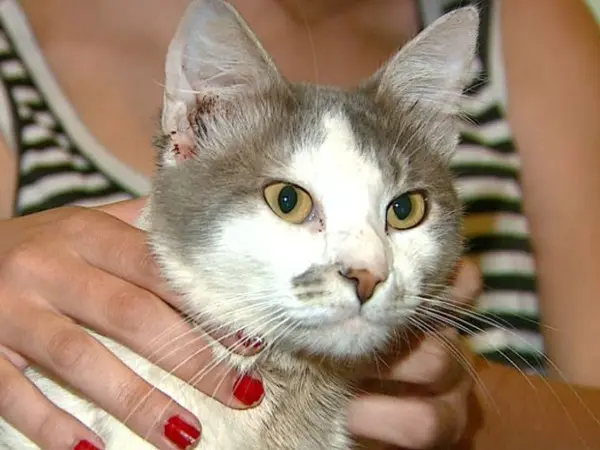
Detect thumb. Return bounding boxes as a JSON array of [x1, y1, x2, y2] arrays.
[[96, 197, 148, 225]]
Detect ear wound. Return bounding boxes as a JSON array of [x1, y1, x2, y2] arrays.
[[170, 130, 197, 163]]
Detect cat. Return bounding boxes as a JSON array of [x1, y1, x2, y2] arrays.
[[0, 0, 478, 448]]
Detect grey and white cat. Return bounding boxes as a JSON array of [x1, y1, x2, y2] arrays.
[[0, 1, 478, 449]]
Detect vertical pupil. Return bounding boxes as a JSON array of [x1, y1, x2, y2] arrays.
[[393, 195, 413, 220], [278, 185, 298, 214]]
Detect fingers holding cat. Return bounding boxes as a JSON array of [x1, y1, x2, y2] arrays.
[[0, 352, 106, 450], [382, 260, 482, 390], [348, 259, 482, 449], [350, 330, 474, 449], [0, 202, 264, 450]]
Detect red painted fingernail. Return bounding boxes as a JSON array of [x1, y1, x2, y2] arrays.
[[251, 337, 264, 349], [164, 415, 201, 449], [245, 336, 263, 350], [233, 375, 264, 406], [74, 441, 100, 450], [235, 331, 264, 350]]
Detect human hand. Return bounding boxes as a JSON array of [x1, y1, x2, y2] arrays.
[[0, 199, 263, 450], [348, 260, 482, 449]]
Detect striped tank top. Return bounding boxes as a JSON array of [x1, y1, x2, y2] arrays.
[[0, 0, 544, 371]]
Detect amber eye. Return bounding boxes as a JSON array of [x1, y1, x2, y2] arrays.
[[386, 191, 428, 230], [264, 182, 313, 224]]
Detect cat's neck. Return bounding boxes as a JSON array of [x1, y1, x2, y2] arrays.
[[221, 337, 372, 388]]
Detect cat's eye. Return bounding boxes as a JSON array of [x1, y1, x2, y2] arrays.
[[386, 191, 428, 230], [264, 182, 313, 224]]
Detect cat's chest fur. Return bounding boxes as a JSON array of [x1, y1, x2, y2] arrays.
[[0, 331, 356, 450], [84, 334, 355, 450]]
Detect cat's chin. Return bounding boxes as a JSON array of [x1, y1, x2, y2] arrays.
[[291, 316, 394, 359]]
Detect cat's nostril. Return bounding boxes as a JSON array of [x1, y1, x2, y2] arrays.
[[339, 268, 384, 305]]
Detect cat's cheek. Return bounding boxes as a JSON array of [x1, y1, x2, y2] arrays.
[[220, 213, 326, 310], [219, 213, 328, 283], [388, 227, 442, 304]]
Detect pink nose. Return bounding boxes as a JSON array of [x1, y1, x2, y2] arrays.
[[340, 268, 384, 304]]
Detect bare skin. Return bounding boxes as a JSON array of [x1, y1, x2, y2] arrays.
[[0, 0, 418, 194], [500, 0, 600, 387], [460, 362, 600, 450], [0, 0, 600, 449], [0, 200, 267, 450]]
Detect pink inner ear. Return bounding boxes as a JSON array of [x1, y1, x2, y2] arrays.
[[170, 131, 197, 162]]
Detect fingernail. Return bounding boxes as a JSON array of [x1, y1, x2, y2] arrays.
[[235, 331, 264, 350], [252, 338, 264, 349], [164, 415, 201, 450], [233, 374, 264, 406], [74, 441, 101, 450]]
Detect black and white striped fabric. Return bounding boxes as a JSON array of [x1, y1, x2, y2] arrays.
[[0, 0, 544, 371], [0, 0, 148, 214]]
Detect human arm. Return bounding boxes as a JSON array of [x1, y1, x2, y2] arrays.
[[0, 197, 263, 450], [0, 137, 17, 219], [500, 0, 600, 386], [460, 360, 600, 450], [349, 261, 600, 450]]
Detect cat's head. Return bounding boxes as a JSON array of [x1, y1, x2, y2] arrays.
[[147, 0, 479, 358]]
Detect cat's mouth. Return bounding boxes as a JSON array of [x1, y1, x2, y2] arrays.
[[287, 299, 417, 328]]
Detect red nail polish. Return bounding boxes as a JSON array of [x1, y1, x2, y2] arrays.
[[243, 336, 263, 350], [74, 441, 100, 450], [236, 331, 263, 350], [233, 375, 264, 406], [251, 337, 264, 349], [164, 415, 201, 449]]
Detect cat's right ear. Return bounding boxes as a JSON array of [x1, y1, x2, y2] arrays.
[[159, 0, 285, 166], [363, 6, 479, 159]]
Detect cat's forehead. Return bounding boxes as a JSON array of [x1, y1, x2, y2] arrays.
[[284, 111, 400, 214]]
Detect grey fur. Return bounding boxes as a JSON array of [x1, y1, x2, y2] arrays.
[[0, 1, 480, 449], [144, 1, 476, 446], [146, 0, 475, 444]]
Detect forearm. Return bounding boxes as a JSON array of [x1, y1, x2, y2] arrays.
[[500, 0, 600, 386], [0, 136, 16, 220], [458, 360, 600, 449]]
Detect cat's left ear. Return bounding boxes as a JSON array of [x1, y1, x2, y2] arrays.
[[159, 0, 285, 165], [364, 6, 479, 158]]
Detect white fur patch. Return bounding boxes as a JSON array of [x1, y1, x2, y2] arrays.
[[195, 112, 444, 357]]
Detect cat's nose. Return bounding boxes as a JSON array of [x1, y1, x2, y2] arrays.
[[340, 268, 385, 304]]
